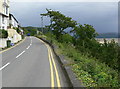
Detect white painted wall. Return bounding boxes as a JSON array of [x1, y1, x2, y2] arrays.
[[0, 15, 8, 30], [7, 28, 22, 43], [0, 38, 7, 48], [0, 15, 2, 29], [0, 36, 22, 49], [0, 0, 9, 30], [9, 16, 18, 28]]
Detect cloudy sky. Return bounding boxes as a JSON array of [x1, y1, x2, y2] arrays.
[[10, 0, 118, 33]]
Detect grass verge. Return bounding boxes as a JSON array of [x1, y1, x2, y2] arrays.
[[36, 35, 119, 87]]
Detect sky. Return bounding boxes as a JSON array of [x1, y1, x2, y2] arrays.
[[10, 0, 119, 33], [10, 0, 119, 2]]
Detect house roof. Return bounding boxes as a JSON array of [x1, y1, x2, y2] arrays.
[[0, 12, 9, 17], [9, 13, 19, 23]]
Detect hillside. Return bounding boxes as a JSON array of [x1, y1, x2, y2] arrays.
[[97, 33, 119, 38]]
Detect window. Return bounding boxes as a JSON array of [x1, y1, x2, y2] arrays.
[[6, 7, 8, 15], [2, 16, 4, 24], [2, 26, 4, 29]]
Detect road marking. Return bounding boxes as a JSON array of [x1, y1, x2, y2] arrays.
[[30, 44, 32, 46], [30, 36, 32, 44], [0, 62, 10, 71], [16, 50, 25, 58], [31, 39, 32, 44], [26, 45, 30, 49], [39, 39, 55, 88], [49, 46, 61, 88], [38, 38, 61, 88], [0, 38, 26, 54], [47, 45, 54, 88]]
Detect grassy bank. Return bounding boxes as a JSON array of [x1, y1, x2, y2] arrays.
[[36, 34, 119, 87]]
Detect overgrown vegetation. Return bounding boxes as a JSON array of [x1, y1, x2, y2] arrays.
[[13, 27, 21, 33], [39, 9, 119, 87], [0, 29, 8, 38], [22, 26, 38, 36]]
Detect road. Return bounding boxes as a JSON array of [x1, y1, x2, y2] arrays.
[[0, 37, 70, 88]]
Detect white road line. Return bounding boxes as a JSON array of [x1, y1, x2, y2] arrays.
[[31, 39, 32, 44], [26, 45, 30, 49], [30, 44, 32, 46], [16, 50, 25, 58], [0, 62, 10, 71], [30, 36, 32, 42]]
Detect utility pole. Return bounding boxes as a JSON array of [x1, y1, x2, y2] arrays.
[[41, 16, 43, 33], [50, 19, 52, 43]]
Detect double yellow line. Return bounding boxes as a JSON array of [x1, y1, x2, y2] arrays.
[[39, 39, 61, 89]]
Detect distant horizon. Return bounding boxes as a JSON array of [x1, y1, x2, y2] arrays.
[[23, 26, 118, 34], [10, 2, 118, 33]]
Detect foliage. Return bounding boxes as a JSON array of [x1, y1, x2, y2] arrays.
[[0, 29, 8, 38], [61, 34, 74, 43], [73, 64, 97, 87], [39, 9, 119, 87], [41, 9, 77, 41], [41, 33, 119, 87], [22, 27, 38, 36], [13, 27, 21, 33], [70, 24, 119, 70], [28, 29, 37, 36], [72, 24, 98, 47], [22, 27, 29, 35]]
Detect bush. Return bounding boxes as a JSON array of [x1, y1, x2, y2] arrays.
[[38, 34, 120, 87], [72, 53, 119, 87], [16, 28, 20, 33], [73, 64, 97, 87], [51, 37, 119, 87], [0, 29, 8, 38], [61, 34, 73, 43]]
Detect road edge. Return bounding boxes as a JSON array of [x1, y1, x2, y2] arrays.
[[37, 37, 84, 88]]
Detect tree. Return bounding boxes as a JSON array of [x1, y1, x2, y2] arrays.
[[72, 24, 98, 47], [28, 29, 37, 36], [41, 9, 77, 41], [22, 27, 38, 36], [61, 33, 74, 43]]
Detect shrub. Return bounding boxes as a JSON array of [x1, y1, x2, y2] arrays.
[[73, 64, 97, 87], [55, 39, 119, 87], [0, 29, 8, 38], [38, 34, 120, 87]]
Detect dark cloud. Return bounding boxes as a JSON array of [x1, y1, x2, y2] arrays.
[[10, 2, 118, 33]]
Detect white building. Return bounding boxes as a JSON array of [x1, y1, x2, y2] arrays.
[[0, 0, 9, 30], [9, 13, 19, 28], [0, 0, 22, 48]]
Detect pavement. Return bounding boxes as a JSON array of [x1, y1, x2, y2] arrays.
[[0, 36, 70, 88]]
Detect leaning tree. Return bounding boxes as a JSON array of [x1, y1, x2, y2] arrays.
[[40, 9, 77, 41]]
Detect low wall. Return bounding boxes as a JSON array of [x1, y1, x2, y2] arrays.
[[0, 29, 22, 49], [0, 38, 7, 48], [37, 37, 84, 88], [8, 29, 22, 43], [0, 36, 22, 49]]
